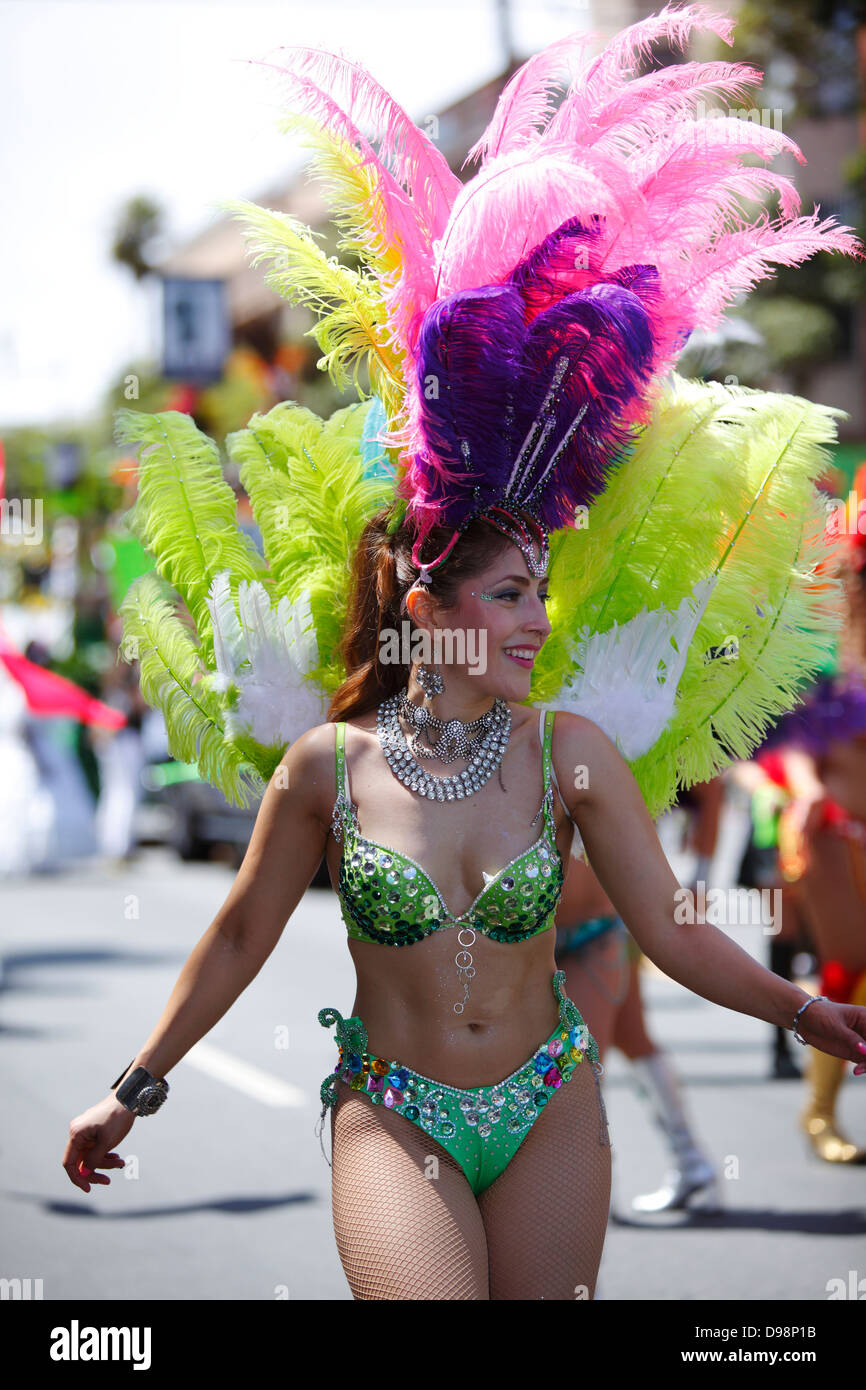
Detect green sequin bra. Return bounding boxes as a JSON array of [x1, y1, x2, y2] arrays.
[[330, 708, 564, 947]]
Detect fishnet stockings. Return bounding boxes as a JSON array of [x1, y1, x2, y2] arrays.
[[329, 1055, 611, 1300]]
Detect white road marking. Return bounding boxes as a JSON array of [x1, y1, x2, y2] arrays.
[[182, 1042, 307, 1107]]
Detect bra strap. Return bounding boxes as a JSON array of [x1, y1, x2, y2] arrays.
[[542, 709, 557, 833], [334, 721, 347, 794], [531, 708, 556, 829], [542, 708, 554, 789], [330, 722, 356, 844]]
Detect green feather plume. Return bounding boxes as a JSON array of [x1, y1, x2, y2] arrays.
[[114, 409, 268, 670], [214, 196, 405, 416], [531, 374, 846, 816], [274, 113, 405, 291], [225, 396, 393, 691], [119, 570, 263, 807]]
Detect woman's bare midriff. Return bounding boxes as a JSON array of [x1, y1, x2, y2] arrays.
[[322, 704, 579, 1087]]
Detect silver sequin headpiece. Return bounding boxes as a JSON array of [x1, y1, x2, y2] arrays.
[[412, 505, 549, 585]]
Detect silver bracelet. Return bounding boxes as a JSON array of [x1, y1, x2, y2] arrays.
[[792, 994, 829, 1046]]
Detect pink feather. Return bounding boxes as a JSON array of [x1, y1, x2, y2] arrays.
[[253, 63, 424, 254], [249, 60, 442, 358], [651, 164, 803, 237], [590, 59, 763, 129], [680, 209, 865, 324], [544, 2, 736, 151], [629, 118, 807, 247], [579, 2, 735, 98], [435, 144, 650, 297], [553, 60, 764, 151], [264, 45, 461, 241], [465, 28, 598, 166], [632, 114, 805, 184]]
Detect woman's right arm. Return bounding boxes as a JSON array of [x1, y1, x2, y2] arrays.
[[61, 724, 334, 1192]]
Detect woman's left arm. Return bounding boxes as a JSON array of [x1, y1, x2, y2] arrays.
[[555, 712, 866, 1070]]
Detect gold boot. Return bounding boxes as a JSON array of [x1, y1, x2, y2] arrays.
[[800, 1046, 866, 1164]]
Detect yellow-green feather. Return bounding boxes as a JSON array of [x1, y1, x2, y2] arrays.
[[225, 397, 394, 692], [114, 408, 268, 669], [275, 114, 405, 289], [215, 196, 405, 417], [118, 571, 264, 807], [531, 375, 846, 814]]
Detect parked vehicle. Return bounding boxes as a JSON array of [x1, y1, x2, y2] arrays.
[[133, 712, 331, 884]]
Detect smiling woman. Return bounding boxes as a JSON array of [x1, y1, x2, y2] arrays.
[[62, 4, 866, 1303], [312, 509, 614, 1297]]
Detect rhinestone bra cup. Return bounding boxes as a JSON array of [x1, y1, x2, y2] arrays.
[[331, 713, 565, 947]]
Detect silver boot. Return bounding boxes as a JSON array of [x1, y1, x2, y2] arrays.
[[629, 1050, 720, 1213]]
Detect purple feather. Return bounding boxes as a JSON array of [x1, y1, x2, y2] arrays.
[[508, 216, 608, 316], [759, 674, 866, 757], [403, 215, 666, 540], [508, 215, 664, 323], [510, 283, 656, 524], [411, 285, 524, 529]]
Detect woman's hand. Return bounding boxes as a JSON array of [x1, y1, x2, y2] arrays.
[[793, 998, 866, 1073], [62, 1095, 135, 1193], [59, 726, 334, 1199]]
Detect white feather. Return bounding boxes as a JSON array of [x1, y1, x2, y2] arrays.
[[543, 574, 718, 859], [207, 571, 247, 676], [206, 573, 329, 748]]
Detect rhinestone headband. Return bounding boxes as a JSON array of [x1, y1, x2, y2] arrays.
[[410, 505, 550, 584]]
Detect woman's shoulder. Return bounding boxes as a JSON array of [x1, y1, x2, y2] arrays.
[[294, 713, 381, 771], [335, 710, 379, 750], [275, 721, 343, 787], [545, 708, 623, 802]]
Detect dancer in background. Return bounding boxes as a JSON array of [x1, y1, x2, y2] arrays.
[[733, 750, 816, 1079], [757, 465, 866, 1161]]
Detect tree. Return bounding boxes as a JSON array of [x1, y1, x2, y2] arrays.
[[110, 195, 165, 282]]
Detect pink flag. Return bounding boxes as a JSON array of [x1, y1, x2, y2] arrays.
[[0, 618, 127, 728]]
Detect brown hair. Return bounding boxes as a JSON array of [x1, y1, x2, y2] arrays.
[[327, 507, 526, 722]]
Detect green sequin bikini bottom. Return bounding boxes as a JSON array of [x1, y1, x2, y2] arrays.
[[317, 971, 608, 1196]]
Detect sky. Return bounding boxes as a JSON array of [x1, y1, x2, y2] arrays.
[[0, 0, 590, 431]]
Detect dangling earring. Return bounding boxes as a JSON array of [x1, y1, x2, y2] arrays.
[[416, 663, 445, 697]]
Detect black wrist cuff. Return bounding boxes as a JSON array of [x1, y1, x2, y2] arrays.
[[110, 1058, 136, 1091]]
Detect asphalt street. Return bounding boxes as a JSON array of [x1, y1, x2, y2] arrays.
[[2, 800, 864, 1302]]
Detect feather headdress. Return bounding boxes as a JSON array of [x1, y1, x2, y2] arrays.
[[224, 1, 860, 573], [115, 4, 861, 840]]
